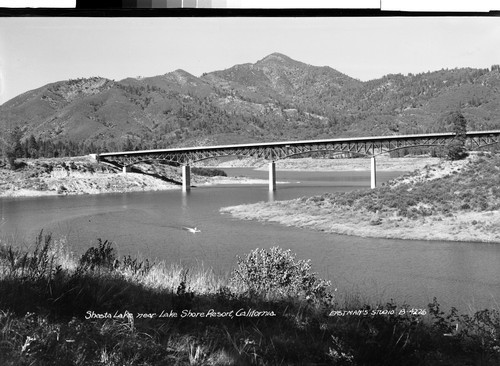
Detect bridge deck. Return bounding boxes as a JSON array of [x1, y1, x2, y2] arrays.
[[98, 130, 500, 158], [95, 130, 500, 192]]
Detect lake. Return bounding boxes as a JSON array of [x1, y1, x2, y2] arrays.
[[1, 168, 499, 312]]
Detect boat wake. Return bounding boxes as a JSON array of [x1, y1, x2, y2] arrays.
[[182, 226, 201, 233]]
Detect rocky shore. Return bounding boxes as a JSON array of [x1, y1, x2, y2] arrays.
[[0, 157, 175, 198], [0, 156, 270, 198]]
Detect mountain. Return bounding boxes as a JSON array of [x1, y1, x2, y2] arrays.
[[203, 53, 362, 106], [1, 54, 500, 154]]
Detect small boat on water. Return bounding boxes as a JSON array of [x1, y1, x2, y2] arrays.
[[182, 226, 201, 233]]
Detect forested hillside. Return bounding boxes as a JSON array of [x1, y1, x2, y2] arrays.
[[1, 53, 499, 158]]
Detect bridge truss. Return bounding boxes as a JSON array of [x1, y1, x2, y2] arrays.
[[96, 130, 500, 168], [94, 130, 500, 192]]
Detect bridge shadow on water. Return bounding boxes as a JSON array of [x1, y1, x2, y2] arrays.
[[130, 165, 182, 186]]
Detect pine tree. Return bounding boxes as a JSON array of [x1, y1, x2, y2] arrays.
[[445, 111, 468, 160], [122, 137, 135, 151], [27, 135, 39, 158], [4, 126, 23, 169]]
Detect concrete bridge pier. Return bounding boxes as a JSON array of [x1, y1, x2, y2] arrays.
[[182, 164, 191, 192], [371, 156, 377, 189], [269, 161, 276, 191], [122, 166, 132, 173]]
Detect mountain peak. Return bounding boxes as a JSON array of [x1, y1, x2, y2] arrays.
[[258, 53, 295, 64], [170, 69, 193, 76], [164, 69, 198, 85]]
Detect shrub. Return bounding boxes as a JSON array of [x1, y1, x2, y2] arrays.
[[78, 239, 117, 271], [1, 231, 59, 282], [460, 203, 471, 210], [119, 255, 153, 277], [369, 214, 382, 226], [230, 246, 332, 306], [447, 139, 468, 161], [428, 298, 500, 361], [444, 111, 468, 161], [191, 167, 227, 177]]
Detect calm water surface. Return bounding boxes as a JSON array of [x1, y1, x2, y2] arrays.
[[1, 169, 499, 312]]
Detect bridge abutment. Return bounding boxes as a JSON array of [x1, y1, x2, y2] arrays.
[[269, 161, 276, 191], [371, 156, 377, 189], [182, 165, 191, 192]]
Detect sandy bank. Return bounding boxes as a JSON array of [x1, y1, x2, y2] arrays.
[[221, 201, 500, 243]]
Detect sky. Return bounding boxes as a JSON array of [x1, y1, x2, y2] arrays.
[[1, 16, 499, 104]]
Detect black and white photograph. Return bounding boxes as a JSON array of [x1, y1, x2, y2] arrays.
[[1, 10, 500, 365]]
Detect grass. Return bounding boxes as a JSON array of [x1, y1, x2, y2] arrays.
[[0, 233, 499, 365]]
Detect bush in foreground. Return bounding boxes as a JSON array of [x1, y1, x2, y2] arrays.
[[230, 246, 333, 307]]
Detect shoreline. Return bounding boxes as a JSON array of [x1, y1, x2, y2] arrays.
[[0, 156, 268, 199], [221, 202, 500, 244], [0, 171, 279, 199], [204, 156, 441, 172], [254, 156, 441, 172], [0, 170, 180, 198]]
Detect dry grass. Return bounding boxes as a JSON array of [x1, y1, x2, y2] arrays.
[[140, 261, 225, 294]]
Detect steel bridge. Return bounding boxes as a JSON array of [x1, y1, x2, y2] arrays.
[[93, 130, 500, 192]]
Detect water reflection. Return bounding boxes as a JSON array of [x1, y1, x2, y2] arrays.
[[268, 191, 275, 202], [181, 191, 189, 209]]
